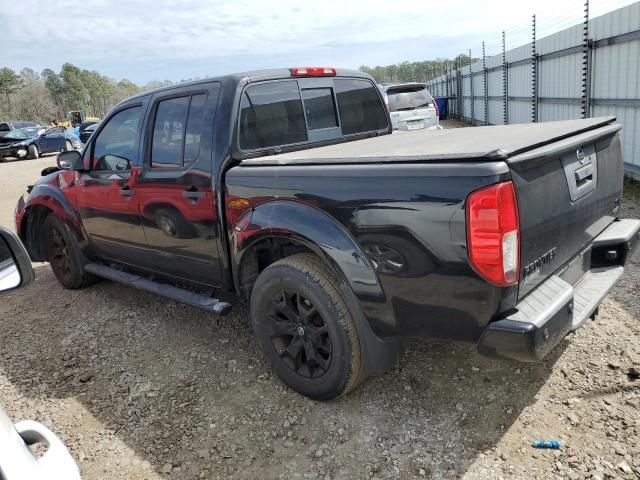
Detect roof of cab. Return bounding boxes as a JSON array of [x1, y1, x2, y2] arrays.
[[120, 67, 370, 104]]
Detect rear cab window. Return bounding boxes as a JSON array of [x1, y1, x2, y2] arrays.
[[238, 76, 388, 153]]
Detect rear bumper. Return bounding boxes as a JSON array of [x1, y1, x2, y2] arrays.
[[478, 218, 640, 362]]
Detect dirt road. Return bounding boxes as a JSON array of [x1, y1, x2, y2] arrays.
[[0, 154, 639, 479]]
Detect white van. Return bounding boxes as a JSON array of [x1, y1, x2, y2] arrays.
[[380, 83, 442, 131]]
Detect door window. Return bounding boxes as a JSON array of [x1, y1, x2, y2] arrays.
[[184, 94, 207, 164], [92, 106, 143, 171], [45, 126, 65, 135], [151, 94, 208, 168]]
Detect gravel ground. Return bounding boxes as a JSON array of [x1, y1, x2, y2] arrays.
[[0, 153, 639, 480]]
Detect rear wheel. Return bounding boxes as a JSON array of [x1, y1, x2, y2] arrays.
[[27, 145, 39, 160], [250, 253, 363, 400], [43, 215, 97, 289]]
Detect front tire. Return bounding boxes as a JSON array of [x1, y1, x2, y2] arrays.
[[250, 253, 363, 400], [27, 145, 39, 159], [43, 215, 97, 289]]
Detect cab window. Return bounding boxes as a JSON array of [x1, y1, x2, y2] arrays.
[[334, 79, 388, 135], [301, 88, 338, 130], [92, 106, 142, 171], [151, 94, 208, 168], [239, 81, 307, 150]]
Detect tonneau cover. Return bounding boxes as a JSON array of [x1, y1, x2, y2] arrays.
[[241, 117, 616, 166]]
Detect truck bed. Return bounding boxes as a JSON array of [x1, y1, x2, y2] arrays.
[[240, 117, 616, 166]]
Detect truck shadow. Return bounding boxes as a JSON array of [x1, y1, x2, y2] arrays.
[[0, 266, 570, 479]]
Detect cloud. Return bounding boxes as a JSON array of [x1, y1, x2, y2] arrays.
[[1, 0, 635, 82]]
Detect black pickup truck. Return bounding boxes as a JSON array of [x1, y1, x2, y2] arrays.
[[15, 67, 639, 400]]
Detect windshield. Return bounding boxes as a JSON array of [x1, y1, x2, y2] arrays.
[[3, 127, 38, 139], [386, 86, 433, 112]]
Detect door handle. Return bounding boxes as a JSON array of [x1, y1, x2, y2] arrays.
[[574, 164, 593, 188], [119, 187, 135, 198]]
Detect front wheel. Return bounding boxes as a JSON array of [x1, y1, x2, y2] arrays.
[[43, 214, 97, 289], [250, 253, 363, 400], [27, 145, 39, 160]]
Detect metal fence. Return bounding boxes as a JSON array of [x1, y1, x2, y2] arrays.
[[427, 2, 640, 179]]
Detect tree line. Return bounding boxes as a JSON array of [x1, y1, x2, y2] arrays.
[[359, 54, 476, 84], [0, 64, 177, 124], [0, 57, 477, 124]]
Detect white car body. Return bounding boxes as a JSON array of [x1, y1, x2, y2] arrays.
[[0, 406, 81, 480]]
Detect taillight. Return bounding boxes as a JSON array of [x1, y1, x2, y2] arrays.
[[466, 181, 520, 286], [433, 100, 440, 118], [290, 67, 337, 77]]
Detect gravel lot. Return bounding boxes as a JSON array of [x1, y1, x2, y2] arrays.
[[0, 151, 639, 480]]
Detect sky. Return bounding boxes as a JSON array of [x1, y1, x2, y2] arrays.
[[1, 0, 636, 84]]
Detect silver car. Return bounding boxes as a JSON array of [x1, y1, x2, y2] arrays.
[[379, 83, 442, 131]]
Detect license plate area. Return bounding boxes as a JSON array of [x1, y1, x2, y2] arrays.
[[561, 144, 597, 201]]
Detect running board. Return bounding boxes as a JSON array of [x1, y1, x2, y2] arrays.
[[84, 263, 232, 316]]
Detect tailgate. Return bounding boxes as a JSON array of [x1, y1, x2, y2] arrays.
[[507, 124, 624, 300]]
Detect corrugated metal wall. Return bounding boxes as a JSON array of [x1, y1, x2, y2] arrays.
[[427, 2, 640, 178]]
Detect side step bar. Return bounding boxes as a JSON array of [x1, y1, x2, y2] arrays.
[[84, 263, 232, 316]]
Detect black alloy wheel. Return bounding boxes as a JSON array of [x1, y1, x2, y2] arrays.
[[266, 289, 332, 379], [250, 253, 363, 400], [43, 214, 97, 289], [46, 221, 74, 285]]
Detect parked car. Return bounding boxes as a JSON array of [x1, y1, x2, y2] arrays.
[[79, 123, 99, 144], [0, 121, 39, 137], [0, 126, 81, 160], [0, 226, 81, 480], [15, 67, 639, 400], [379, 83, 442, 131]]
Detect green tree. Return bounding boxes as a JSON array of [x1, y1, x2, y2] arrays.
[[0, 68, 23, 113], [42, 68, 65, 119], [60, 63, 90, 112]]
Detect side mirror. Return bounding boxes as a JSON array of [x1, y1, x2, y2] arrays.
[[0, 227, 34, 294], [57, 150, 83, 171]]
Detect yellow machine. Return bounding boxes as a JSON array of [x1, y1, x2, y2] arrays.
[[50, 111, 100, 129]]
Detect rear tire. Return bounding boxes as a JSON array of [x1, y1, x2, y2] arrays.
[[250, 253, 363, 400], [43, 214, 97, 289], [27, 145, 39, 159]]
